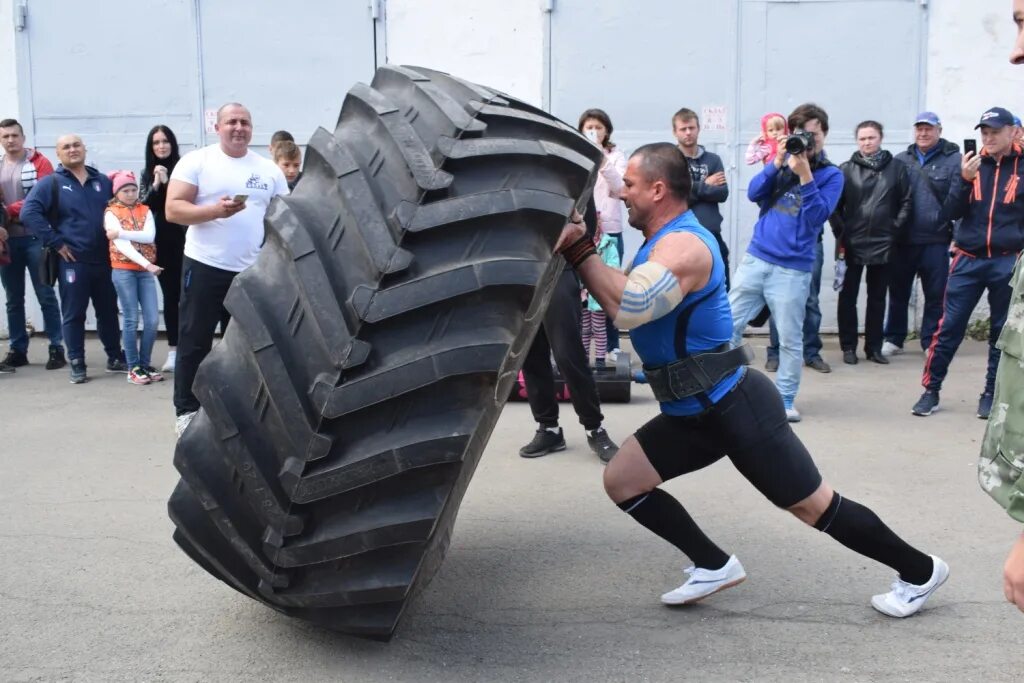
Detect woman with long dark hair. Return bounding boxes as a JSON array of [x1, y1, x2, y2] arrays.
[[139, 125, 184, 372]]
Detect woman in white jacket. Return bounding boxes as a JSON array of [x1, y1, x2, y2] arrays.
[[578, 108, 627, 358]]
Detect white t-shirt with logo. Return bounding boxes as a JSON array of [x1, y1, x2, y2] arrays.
[[171, 144, 289, 272]]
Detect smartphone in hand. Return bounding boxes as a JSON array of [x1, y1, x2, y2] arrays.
[[963, 139, 978, 155]]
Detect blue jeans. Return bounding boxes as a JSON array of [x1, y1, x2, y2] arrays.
[[884, 243, 949, 352], [767, 240, 824, 362], [0, 234, 63, 353], [730, 253, 812, 402], [111, 268, 159, 368]]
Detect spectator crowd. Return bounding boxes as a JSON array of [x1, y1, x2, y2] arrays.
[[0, 98, 1021, 437]]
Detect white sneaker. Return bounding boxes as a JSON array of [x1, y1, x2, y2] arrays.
[[661, 555, 746, 605], [881, 341, 903, 357], [175, 411, 197, 439], [871, 555, 949, 618], [162, 349, 176, 373], [785, 407, 802, 423], [607, 349, 621, 362]]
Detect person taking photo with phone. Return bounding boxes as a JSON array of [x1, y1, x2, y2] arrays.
[[165, 102, 289, 437], [911, 107, 1024, 419]]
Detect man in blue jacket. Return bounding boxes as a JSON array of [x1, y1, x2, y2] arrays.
[[730, 104, 844, 422], [913, 107, 1024, 419], [20, 134, 124, 384], [884, 112, 961, 357]]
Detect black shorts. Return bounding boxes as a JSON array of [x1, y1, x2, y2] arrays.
[[634, 368, 822, 508]]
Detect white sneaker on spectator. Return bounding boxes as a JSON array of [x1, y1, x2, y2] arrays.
[[871, 555, 949, 618], [661, 555, 746, 605], [881, 341, 903, 357], [175, 411, 197, 439], [162, 349, 176, 373]]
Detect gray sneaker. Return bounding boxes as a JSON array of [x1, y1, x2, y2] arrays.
[[69, 359, 88, 384], [764, 357, 779, 372], [806, 357, 832, 373]]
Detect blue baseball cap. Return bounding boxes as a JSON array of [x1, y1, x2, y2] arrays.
[[975, 107, 1017, 129], [913, 111, 941, 126]]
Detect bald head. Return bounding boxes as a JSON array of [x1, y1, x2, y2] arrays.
[[630, 142, 692, 201], [217, 102, 251, 123], [215, 103, 253, 158], [55, 134, 86, 169]]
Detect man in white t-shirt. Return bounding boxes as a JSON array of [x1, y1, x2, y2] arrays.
[[166, 102, 288, 436]]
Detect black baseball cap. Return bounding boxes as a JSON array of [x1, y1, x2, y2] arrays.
[[975, 107, 1017, 129]]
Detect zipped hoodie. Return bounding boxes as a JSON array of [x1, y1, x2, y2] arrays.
[[0, 147, 54, 219], [746, 157, 844, 272], [949, 144, 1024, 258], [20, 165, 114, 264]]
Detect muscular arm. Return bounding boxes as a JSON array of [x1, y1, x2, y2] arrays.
[[575, 230, 711, 325]]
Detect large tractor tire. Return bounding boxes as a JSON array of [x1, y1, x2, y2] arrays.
[[167, 66, 602, 640]]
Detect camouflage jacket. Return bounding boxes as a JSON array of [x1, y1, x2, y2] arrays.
[[979, 254, 1024, 522]]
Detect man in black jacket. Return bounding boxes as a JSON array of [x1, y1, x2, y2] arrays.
[[831, 121, 912, 364], [913, 107, 1024, 418], [672, 108, 730, 287], [885, 112, 961, 357]]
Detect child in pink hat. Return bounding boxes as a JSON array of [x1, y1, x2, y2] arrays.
[[105, 170, 164, 385]]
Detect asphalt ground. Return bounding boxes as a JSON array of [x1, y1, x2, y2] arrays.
[[2, 335, 1022, 682]]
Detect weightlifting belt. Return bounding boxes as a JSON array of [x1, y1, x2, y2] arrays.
[[644, 344, 753, 403]]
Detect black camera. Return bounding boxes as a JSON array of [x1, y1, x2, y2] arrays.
[[785, 130, 815, 155]]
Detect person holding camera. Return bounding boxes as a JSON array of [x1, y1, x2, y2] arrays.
[[830, 120, 912, 365], [729, 104, 844, 422], [912, 106, 1024, 419]]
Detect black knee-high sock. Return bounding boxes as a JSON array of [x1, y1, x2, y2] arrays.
[[618, 489, 730, 570], [814, 492, 934, 585]]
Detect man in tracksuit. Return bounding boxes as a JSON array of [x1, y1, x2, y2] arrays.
[[20, 134, 125, 383], [912, 107, 1024, 418], [884, 112, 961, 356]]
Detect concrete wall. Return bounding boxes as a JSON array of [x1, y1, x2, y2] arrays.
[[927, 1, 1021, 140], [384, 0, 545, 106], [3, 0, 1023, 339], [0, 0, 18, 122]]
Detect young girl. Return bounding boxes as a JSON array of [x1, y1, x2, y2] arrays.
[[745, 112, 789, 165], [581, 227, 621, 367], [105, 171, 164, 385]]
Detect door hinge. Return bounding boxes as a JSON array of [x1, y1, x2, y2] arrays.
[[14, 1, 27, 31], [541, 0, 554, 13], [369, 0, 381, 21]]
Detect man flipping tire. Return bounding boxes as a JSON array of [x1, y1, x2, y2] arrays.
[[556, 142, 948, 616]]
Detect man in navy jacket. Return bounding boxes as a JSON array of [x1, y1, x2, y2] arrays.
[[21, 134, 124, 384], [913, 107, 1024, 419], [885, 112, 961, 356]]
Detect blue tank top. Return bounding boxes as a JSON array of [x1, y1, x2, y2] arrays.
[[629, 210, 743, 416]]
